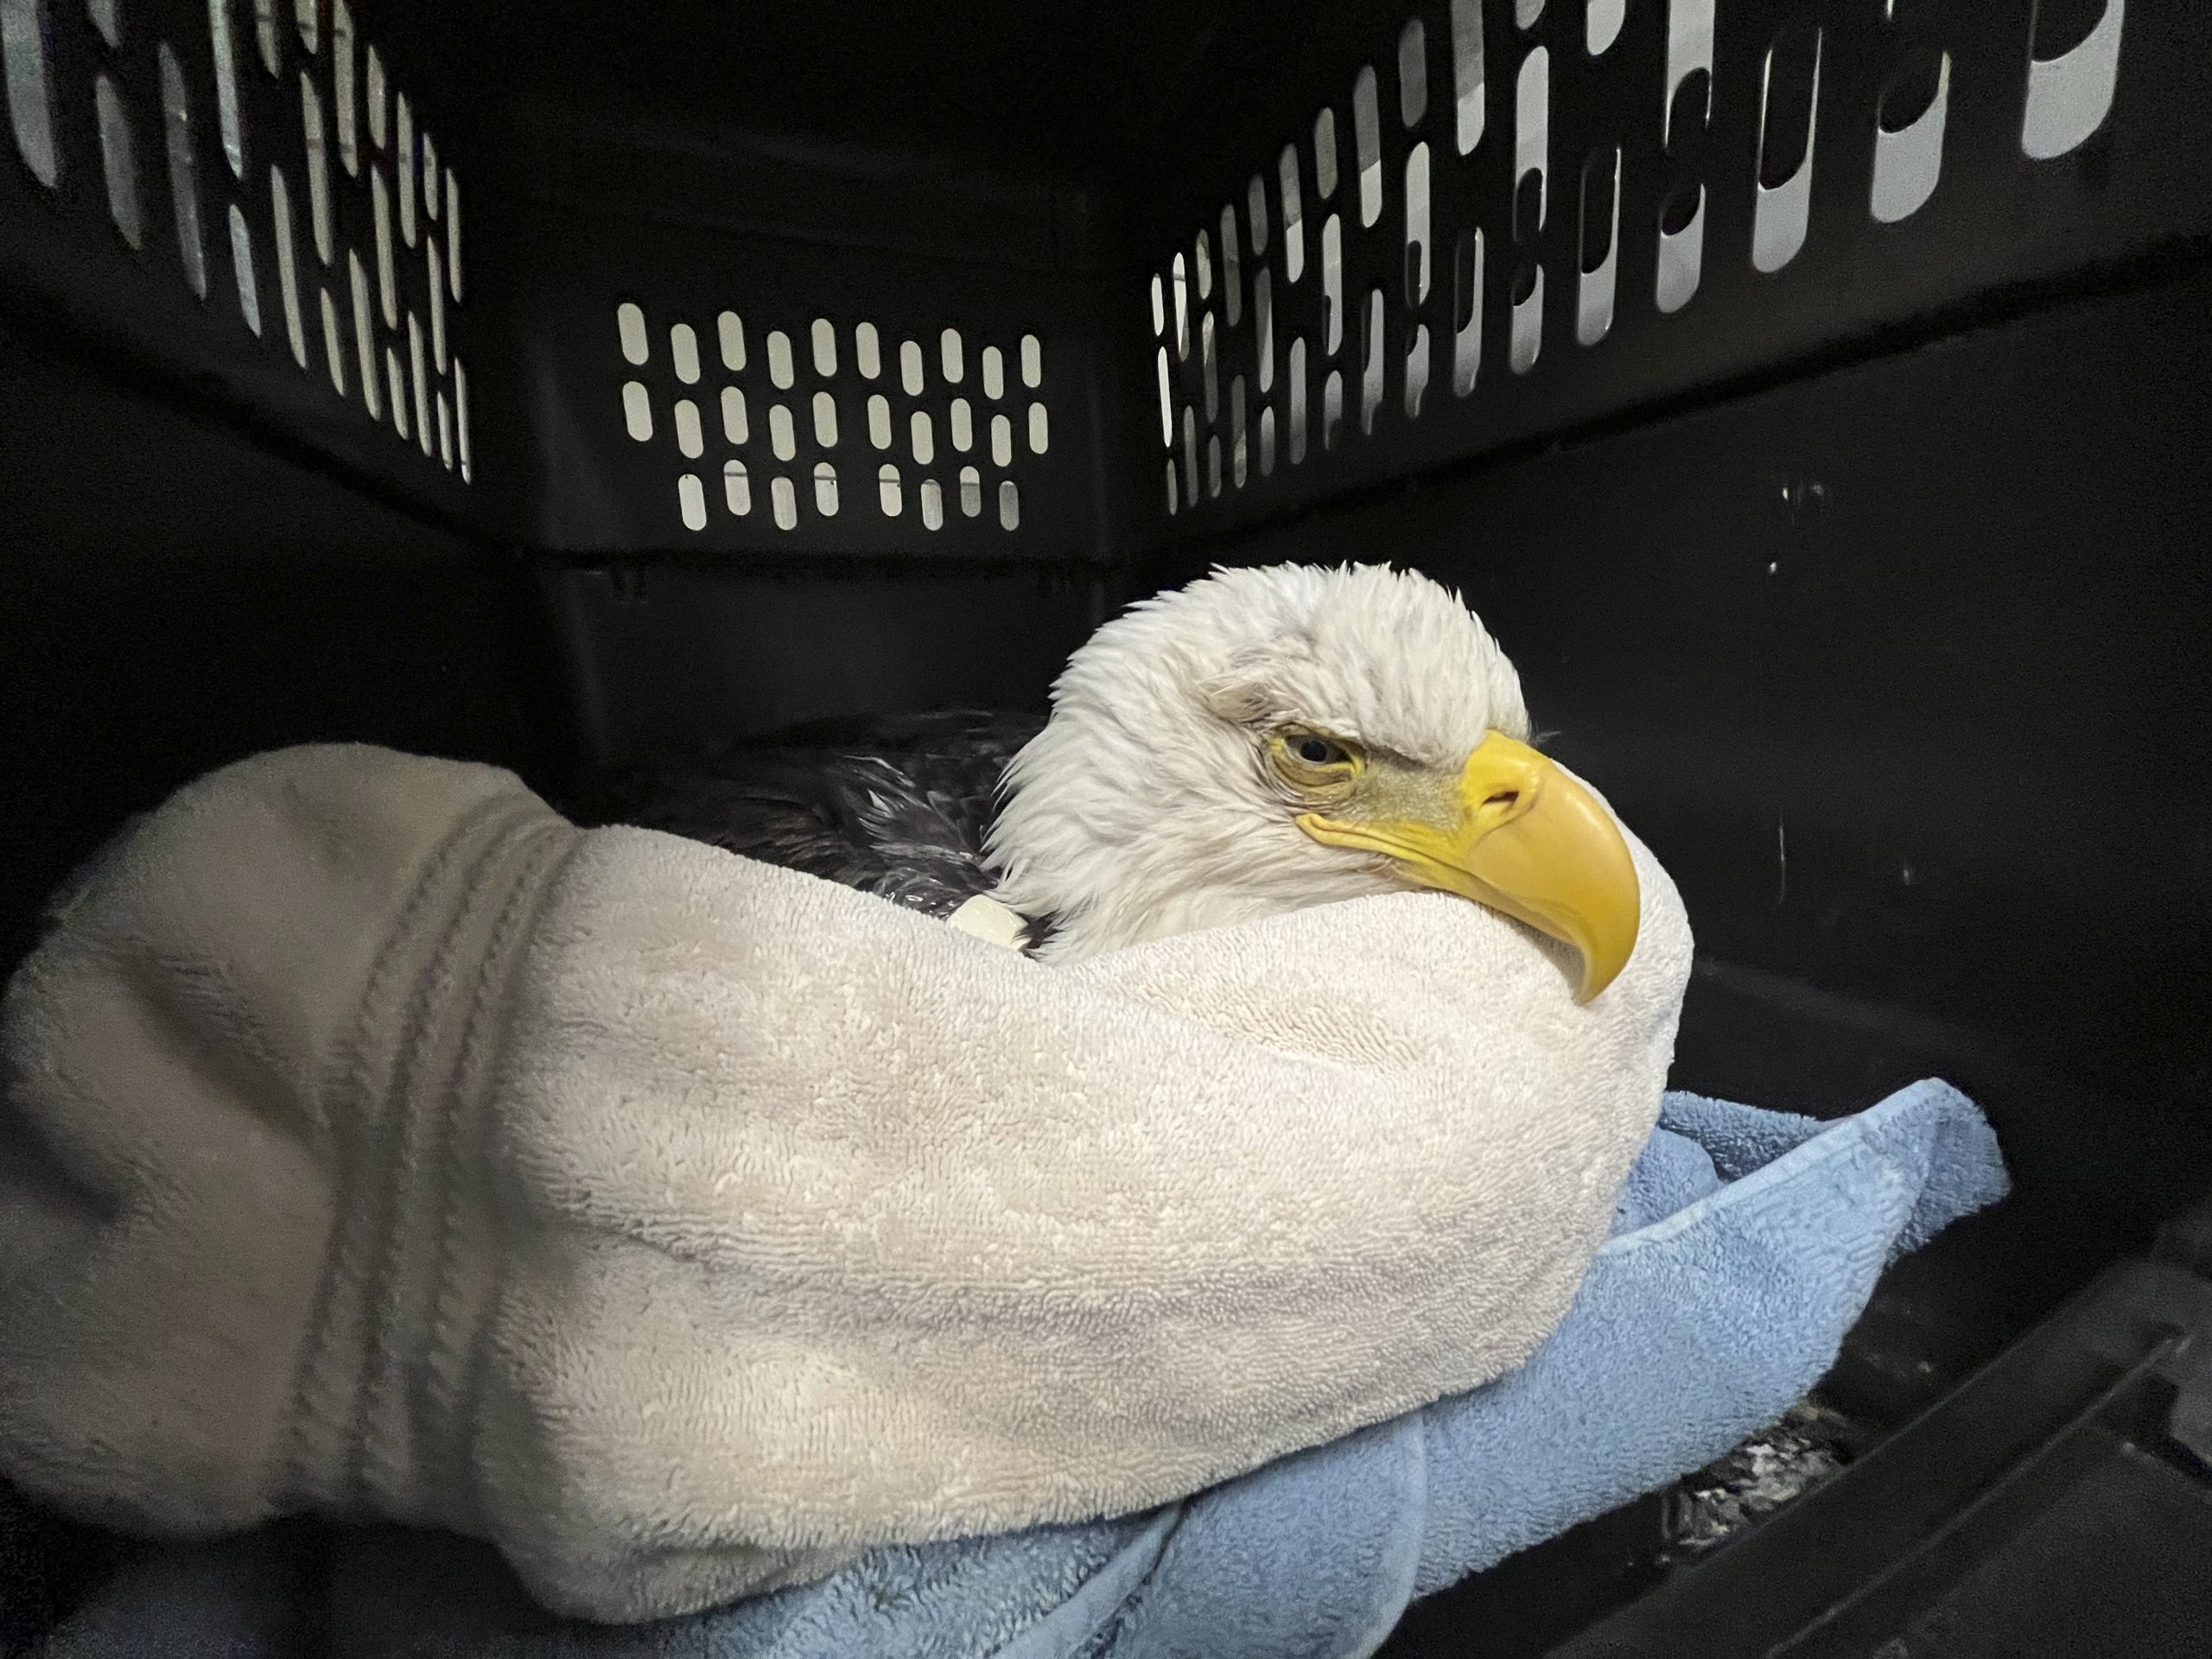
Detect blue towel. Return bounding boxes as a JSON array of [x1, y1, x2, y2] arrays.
[[35, 1079, 2005, 1659]]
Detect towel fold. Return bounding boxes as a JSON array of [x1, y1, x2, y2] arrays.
[[0, 743, 1690, 1624], [24, 1080, 2009, 1659]]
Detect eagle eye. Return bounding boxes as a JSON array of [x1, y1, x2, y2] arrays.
[[1296, 737, 1342, 765], [1272, 731, 1358, 779]]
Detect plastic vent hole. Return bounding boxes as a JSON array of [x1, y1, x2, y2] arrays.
[[228, 202, 261, 334], [349, 251, 377, 415], [720, 385, 747, 445], [1194, 231, 1212, 301], [920, 478, 944, 530], [1400, 20, 1427, 127], [1280, 145, 1306, 280], [1352, 67, 1381, 226], [1450, 0, 1484, 155], [1180, 404, 1197, 500], [950, 397, 972, 452], [617, 302, 649, 365], [1313, 106, 1338, 199], [1758, 24, 1821, 188], [717, 311, 745, 372], [1230, 374, 1247, 486], [1220, 206, 1242, 327], [1247, 174, 1269, 255], [982, 344, 1004, 399], [1514, 169, 1544, 245], [272, 166, 306, 365], [810, 319, 836, 378], [252, 0, 276, 73], [1453, 227, 1483, 394], [159, 43, 208, 296], [420, 131, 436, 219], [1321, 369, 1344, 451], [866, 394, 890, 448], [998, 479, 1019, 531], [1665, 70, 1711, 159], [427, 237, 444, 369], [909, 410, 934, 465], [1020, 334, 1042, 389], [209, 0, 244, 175], [436, 390, 452, 468], [2023, 0, 2120, 160], [940, 327, 964, 384], [724, 458, 751, 516], [371, 167, 394, 324], [769, 403, 795, 461], [89, 0, 118, 48], [1321, 214, 1343, 354], [442, 171, 460, 300], [959, 465, 981, 517], [1587, 0, 1624, 55], [453, 358, 471, 480], [385, 345, 406, 437], [1150, 274, 1165, 336], [1510, 262, 1543, 373], [1516, 0, 1544, 26], [673, 397, 703, 459], [900, 338, 925, 394], [1201, 311, 1217, 421], [1259, 404, 1276, 476], [1516, 46, 1548, 238], [294, 0, 317, 54], [1287, 337, 1307, 462], [813, 391, 838, 448], [677, 474, 706, 532], [1404, 321, 1430, 419], [364, 40, 383, 148], [1206, 434, 1221, 499], [1873, 50, 1950, 223], [302, 74, 332, 264], [1172, 254, 1190, 358], [1405, 142, 1431, 305], [1255, 268, 1275, 393], [772, 475, 797, 530], [994, 411, 1014, 467], [1358, 290, 1384, 435], [1663, 0, 1715, 149], [395, 92, 415, 246], [319, 286, 345, 392], [1165, 457, 1179, 516], [333, 0, 355, 175], [94, 73, 142, 249], [1754, 25, 1822, 273], [767, 330, 795, 390], [671, 322, 701, 385], [815, 462, 839, 518], [407, 312, 429, 450], [1656, 181, 1706, 313], [1027, 403, 1048, 454], [855, 321, 880, 379], [1577, 147, 1622, 346], [876, 462, 899, 518]]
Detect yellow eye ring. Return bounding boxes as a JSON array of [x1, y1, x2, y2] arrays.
[[1269, 730, 1363, 781]]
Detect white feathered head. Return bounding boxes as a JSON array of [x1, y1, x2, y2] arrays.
[[986, 563, 1640, 1000]]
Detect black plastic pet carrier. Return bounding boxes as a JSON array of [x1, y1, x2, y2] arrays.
[[3, 1, 2210, 1653]]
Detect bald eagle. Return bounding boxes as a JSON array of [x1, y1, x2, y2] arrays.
[[601, 563, 1640, 1001], [588, 562, 1853, 1557]]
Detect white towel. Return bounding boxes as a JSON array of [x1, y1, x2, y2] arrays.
[[0, 743, 1690, 1623]]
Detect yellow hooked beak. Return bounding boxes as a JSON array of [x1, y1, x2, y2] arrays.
[[1297, 733, 1642, 1001]]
